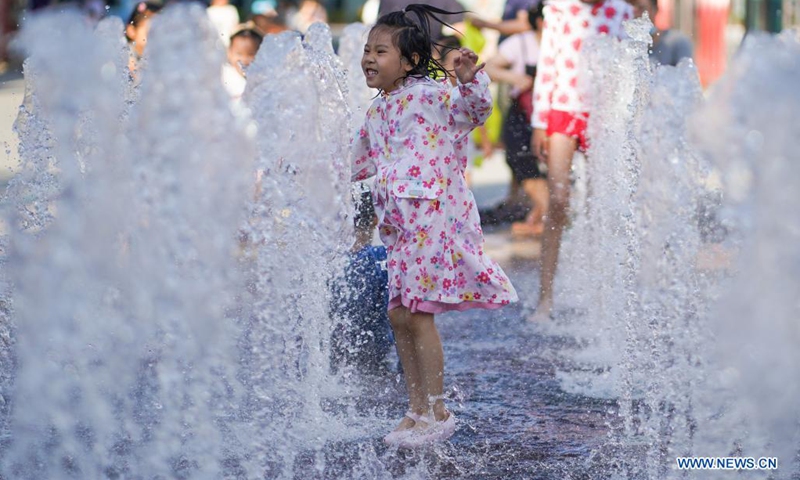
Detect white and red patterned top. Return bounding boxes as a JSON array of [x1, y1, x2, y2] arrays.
[[532, 0, 633, 129]]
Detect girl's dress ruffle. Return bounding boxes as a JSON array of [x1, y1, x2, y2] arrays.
[[388, 295, 507, 314]]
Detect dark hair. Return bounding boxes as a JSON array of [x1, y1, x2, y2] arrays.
[[371, 3, 466, 85], [127, 1, 161, 29], [353, 189, 376, 232], [230, 27, 264, 47], [528, 2, 545, 31]]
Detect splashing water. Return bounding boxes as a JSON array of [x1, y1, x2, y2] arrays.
[[553, 14, 800, 479], [235, 24, 364, 476], [1, 5, 256, 478], [688, 30, 800, 475], [1, 5, 799, 479], [338, 22, 377, 130]]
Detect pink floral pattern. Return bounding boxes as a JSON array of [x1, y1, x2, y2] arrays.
[[352, 71, 518, 312], [532, 0, 633, 129]]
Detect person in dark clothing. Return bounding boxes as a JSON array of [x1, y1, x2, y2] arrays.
[[631, 0, 693, 66], [470, 0, 539, 41], [484, 3, 547, 236]]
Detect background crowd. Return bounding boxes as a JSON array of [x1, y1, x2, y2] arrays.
[[66, 0, 696, 234], [1, 0, 797, 77], [1, 0, 796, 225]]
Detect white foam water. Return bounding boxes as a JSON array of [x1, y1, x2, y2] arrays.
[[0, 5, 357, 478], [553, 15, 800, 478]]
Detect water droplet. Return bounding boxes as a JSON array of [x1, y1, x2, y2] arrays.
[[744, 129, 764, 153], [101, 62, 116, 80]]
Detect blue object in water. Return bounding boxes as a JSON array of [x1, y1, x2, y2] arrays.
[[330, 244, 395, 373]]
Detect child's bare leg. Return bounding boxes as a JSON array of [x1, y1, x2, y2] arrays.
[[516, 178, 549, 233], [406, 311, 447, 422], [528, 178, 549, 226], [534, 133, 577, 319], [388, 306, 426, 429]]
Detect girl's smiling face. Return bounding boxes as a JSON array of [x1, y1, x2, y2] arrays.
[[361, 27, 415, 93]]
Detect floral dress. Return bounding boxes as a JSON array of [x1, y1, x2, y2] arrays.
[[352, 71, 518, 314]]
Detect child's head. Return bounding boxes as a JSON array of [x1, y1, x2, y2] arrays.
[[528, 2, 545, 32], [433, 35, 461, 85], [228, 27, 263, 76], [126, 1, 162, 58], [361, 4, 458, 93]]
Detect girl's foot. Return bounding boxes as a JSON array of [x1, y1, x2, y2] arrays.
[[394, 414, 417, 431], [527, 298, 553, 322], [383, 411, 421, 445], [397, 410, 457, 448]]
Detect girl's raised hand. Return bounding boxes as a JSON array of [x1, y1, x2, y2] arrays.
[[453, 48, 485, 85]]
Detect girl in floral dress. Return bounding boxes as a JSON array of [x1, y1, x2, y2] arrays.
[[352, 4, 518, 447]]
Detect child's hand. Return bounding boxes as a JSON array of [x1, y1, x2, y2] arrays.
[[532, 128, 549, 162], [513, 74, 534, 93], [453, 48, 485, 85]]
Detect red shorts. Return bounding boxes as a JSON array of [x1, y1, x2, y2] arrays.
[[546, 110, 590, 151]]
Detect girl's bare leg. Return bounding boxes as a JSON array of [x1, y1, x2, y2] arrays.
[[388, 306, 426, 430], [533, 133, 577, 320], [406, 311, 447, 422]]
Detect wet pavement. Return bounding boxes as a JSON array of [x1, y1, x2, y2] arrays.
[[313, 256, 627, 480]]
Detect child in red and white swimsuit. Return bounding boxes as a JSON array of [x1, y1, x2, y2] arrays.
[[529, 0, 632, 320]]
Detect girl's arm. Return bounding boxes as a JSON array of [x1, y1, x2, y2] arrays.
[[351, 124, 377, 181], [445, 48, 493, 142], [470, 9, 533, 37]]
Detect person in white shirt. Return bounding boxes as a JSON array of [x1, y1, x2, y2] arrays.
[[290, 0, 328, 33], [207, 0, 240, 47], [222, 27, 263, 102]]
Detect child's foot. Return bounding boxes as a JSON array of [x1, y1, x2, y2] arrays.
[[383, 411, 421, 445], [511, 220, 545, 238], [397, 410, 456, 448], [527, 298, 553, 322], [394, 414, 417, 431]]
